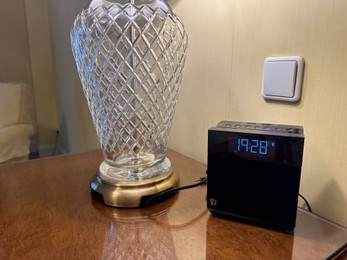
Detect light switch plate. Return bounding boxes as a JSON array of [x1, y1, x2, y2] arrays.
[[262, 56, 304, 102]]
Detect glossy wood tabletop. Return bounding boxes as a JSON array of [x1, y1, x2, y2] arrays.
[[0, 150, 346, 259]]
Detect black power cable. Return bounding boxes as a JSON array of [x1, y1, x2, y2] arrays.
[[298, 193, 312, 212], [141, 176, 207, 206], [52, 130, 60, 156], [142, 174, 313, 215]]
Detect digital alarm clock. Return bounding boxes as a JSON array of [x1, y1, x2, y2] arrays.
[[207, 121, 304, 231]]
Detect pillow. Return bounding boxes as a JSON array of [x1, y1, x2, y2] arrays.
[[0, 124, 34, 163], [0, 82, 34, 128]]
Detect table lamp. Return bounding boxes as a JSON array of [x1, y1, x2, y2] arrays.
[[70, 0, 188, 207]]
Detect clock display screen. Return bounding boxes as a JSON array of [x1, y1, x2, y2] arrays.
[[208, 130, 304, 166], [237, 138, 275, 155], [231, 135, 277, 161]]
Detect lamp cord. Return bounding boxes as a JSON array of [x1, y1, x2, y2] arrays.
[[141, 176, 208, 206], [142, 175, 313, 214]]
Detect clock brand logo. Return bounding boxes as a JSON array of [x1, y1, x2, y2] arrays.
[[210, 198, 217, 206]]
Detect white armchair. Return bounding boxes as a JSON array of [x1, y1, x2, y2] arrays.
[[0, 82, 35, 163]]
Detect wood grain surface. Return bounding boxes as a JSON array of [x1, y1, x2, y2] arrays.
[[0, 150, 346, 259]]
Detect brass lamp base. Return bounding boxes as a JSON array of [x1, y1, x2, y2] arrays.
[[90, 163, 180, 208]]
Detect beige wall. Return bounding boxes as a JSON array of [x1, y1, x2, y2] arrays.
[[44, 0, 347, 227], [169, 0, 347, 227], [24, 0, 59, 144], [0, 1, 32, 84], [0, 0, 58, 145], [46, 0, 100, 153]]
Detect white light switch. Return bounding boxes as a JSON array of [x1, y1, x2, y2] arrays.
[[262, 56, 304, 102]]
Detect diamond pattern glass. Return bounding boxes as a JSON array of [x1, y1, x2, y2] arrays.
[[71, 0, 188, 180]]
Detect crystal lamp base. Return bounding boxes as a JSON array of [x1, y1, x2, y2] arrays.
[[90, 158, 179, 207]]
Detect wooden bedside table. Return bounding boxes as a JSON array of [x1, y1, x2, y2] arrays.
[[0, 150, 346, 259]]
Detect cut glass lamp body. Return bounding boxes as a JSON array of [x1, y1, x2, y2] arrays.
[[71, 0, 188, 207]]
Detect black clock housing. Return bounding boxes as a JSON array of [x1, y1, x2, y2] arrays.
[[207, 121, 304, 231]]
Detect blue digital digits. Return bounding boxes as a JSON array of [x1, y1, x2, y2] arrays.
[[237, 138, 271, 155], [259, 141, 268, 154]]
